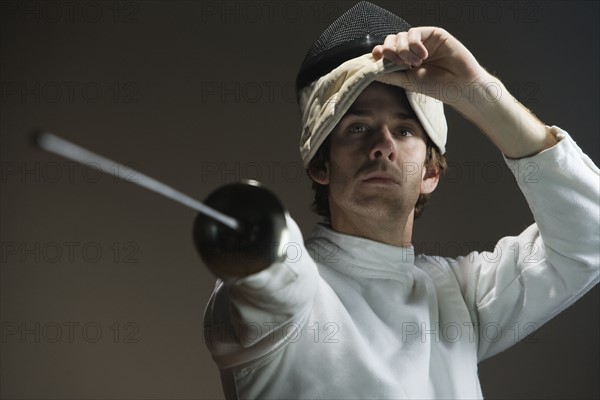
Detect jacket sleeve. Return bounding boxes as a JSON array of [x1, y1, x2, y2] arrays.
[[447, 126, 599, 361], [203, 214, 319, 370]]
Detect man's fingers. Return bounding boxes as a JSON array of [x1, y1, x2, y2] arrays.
[[374, 27, 442, 66], [395, 32, 422, 67], [377, 31, 430, 67], [372, 45, 383, 60], [382, 33, 414, 66], [380, 34, 403, 64], [407, 28, 428, 60]]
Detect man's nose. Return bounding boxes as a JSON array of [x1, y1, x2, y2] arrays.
[[369, 127, 397, 162]]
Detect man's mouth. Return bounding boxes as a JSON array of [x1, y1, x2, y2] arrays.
[[361, 171, 399, 185]]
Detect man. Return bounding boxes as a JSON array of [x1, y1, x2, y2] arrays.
[[201, 2, 599, 398]]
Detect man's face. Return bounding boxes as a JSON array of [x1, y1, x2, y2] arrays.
[[312, 82, 438, 224]]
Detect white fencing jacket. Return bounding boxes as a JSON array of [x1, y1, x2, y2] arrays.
[[204, 127, 599, 399]]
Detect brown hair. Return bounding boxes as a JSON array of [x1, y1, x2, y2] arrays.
[[308, 135, 447, 221]]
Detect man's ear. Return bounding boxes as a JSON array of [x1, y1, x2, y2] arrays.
[[308, 162, 330, 185], [420, 162, 439, 195]]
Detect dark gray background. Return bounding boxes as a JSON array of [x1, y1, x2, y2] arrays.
[[1, 1, 598, 399]]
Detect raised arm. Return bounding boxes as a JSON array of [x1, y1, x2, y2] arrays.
[[374, 26, 599, 359], [372, 26, 558, 158]]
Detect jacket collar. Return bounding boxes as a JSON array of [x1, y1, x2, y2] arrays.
[[306, 224, 416, 286]]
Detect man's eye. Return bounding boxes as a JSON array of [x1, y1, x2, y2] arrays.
[[395, 128, 414, 137], [348, 124, 369, 135]]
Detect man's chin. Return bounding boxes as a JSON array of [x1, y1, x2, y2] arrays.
[[350, 197, 408, 218]]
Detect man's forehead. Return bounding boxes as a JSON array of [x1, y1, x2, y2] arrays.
[[347, 82, 417, 118]]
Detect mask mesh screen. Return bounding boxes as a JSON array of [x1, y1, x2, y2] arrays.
[[296, 1, 411, 92]]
